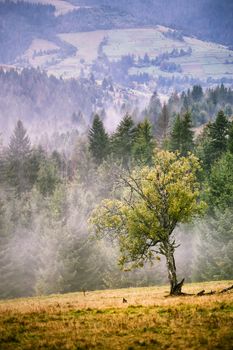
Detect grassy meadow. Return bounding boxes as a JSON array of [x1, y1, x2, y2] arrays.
[[22, 26, 233, 81], [0, 281, 232, 350], [51, 26, 233, 80]]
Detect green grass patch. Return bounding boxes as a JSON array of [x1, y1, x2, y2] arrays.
[[0, 281, 232, 350]]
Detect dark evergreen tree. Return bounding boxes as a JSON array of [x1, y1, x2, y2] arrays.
[[196, 111, 229, 172], [191, 85, 203, 102], [27, 146, 46, 186], [193, 210, 233, 282], [156, 103, 170, 142], [111, 114, 136, 168], [182, 111, 194, 154], [227, 121, 233, 154], [132, 119, 155, 165], [6, 120, 31, 194], [169, 112, 194, 156], [146, 91, 162, 128], [208, 110, 229, 159], [0, 193, 38, 299], [0, 198, 11, 298], [88, 114, 109, 165], [36, 159, 60, 196], [206, 152, 233, 211], [195, 125, 213, 172], [169, 114, 182, 152], [0, 135, 6, 184], [182, 94, 190, 112]]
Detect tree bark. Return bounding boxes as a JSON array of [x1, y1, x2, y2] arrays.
[[163, 242, 184, 295]]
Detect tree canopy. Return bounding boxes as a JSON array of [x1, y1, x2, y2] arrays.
[[91, 150, 206, 295]]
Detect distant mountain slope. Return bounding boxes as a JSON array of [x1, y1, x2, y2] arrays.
[[0, 1, 56, 63], [70, 0, 233, 47], [0, 0, 232, 65]]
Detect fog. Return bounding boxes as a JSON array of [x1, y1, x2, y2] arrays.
[[0, 0, 233, 300], [1, 175, 229, 299]]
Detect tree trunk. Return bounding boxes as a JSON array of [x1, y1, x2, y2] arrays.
[[163, 242, 184, 295]]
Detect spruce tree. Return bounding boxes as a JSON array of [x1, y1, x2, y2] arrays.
[[156, 103, 170, 143], [227, 121, 233, 154], [36, 159, 60, 197], [0, 198, 11, 299], [0, 134, 5, 184], [132, 119, 155, 165], [196, 111, 229, 172], [206, 152, 233, 211], [169, 114, 182, 152], [193, 210, 233, 282], [169, 112, 194, 156], [88, 114, 109, 165], [208, 110, 229, 160], [0, 192, 38, 299], [6, 120, 31, 194], [182, 111, 194, 154], [111, 114, 136, 168], [146, 91, 162, 128], [191, 85, 203, 102]]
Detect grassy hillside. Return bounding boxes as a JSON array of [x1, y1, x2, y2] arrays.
[[0, 281, 232, 349], [69, 0, 233, 47], [44, 26, 233, 84]]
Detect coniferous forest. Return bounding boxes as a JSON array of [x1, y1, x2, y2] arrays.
[[0, 0, 233, 300], [0, 77, 233, 298], [1, 3, 233, 350]]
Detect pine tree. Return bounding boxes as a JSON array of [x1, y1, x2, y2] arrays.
[[227, 121, 233, 154], [35, 183, 109, 295], [208, 110, 229, 160], [132, 119, 155, 165], [36, 159, 60, 196], [195, 111, 229, 173], [88, 114, 109, 165], [0, 198, 11, 298], [182, 111, 194, 154], [111, 114, 136, 168], [146, 91, 162, 128], [0, 193, 38, 298], [27, 146, 46, 186], [156, 103, 170, 143], [195, 125, 213, 173], [169, 112, 194, 156], [206, 152, 233, 211], [193, 210, 233, 282], [169, 114, 182, 152], [191, 85, 203, 102], [6, 120, 31, 194], [0, 134, 6, 184]]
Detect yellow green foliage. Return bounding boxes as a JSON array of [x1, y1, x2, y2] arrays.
[[90, 150, 206, 269]]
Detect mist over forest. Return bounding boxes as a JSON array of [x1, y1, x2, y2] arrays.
[[1, 81, 233, 298], [0, 0, 233, 300]]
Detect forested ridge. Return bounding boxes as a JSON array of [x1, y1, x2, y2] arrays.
[[0, 0, 233, 65], [1, 80, 233, 298], [74, 0, 233, 46], [0, 67, 116, 139], [1, 66, 233, 140]]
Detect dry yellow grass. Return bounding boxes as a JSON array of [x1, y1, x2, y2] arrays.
[[0, 281, 233, 350]]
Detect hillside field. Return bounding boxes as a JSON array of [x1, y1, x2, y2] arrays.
[[52, 26, 233, 81], [21, 26, 233, 83], [0, 281, 232, 350]]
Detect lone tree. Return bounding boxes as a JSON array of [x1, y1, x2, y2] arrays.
[[91, 150, 206, 295]]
